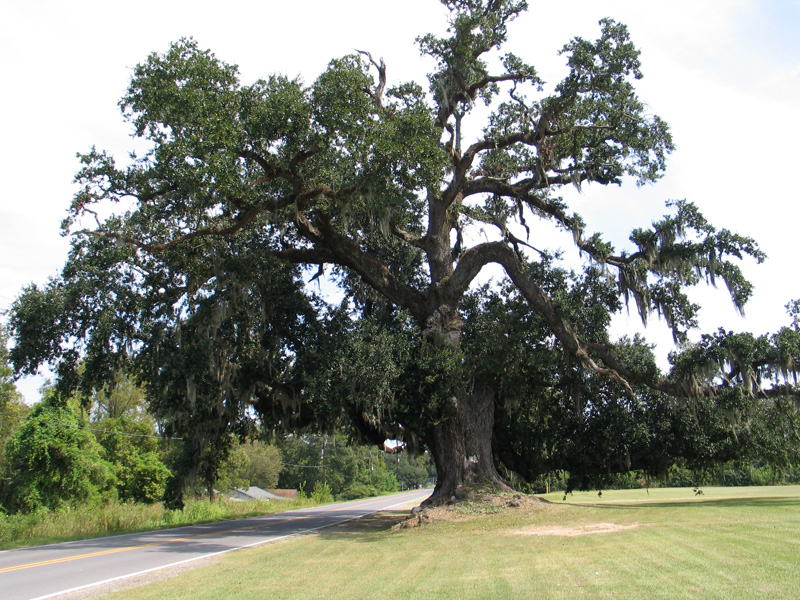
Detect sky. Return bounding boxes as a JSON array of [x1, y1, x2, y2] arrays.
[[1, 0, 799, 403]]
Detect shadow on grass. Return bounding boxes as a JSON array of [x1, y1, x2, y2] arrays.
[[563, 496, 800, 510], [313, 494, 800, 541], [316, 511, 410, 543]]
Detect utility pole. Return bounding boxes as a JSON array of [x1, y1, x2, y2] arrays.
[[322, 435, 327, 487]]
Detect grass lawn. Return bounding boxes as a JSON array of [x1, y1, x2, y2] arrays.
[[103, 486, 800, 600]]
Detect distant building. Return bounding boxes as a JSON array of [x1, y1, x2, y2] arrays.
[[230, 486, 289, 501]]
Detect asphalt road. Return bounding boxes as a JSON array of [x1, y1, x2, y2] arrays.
[[0, 489, 431, 600]]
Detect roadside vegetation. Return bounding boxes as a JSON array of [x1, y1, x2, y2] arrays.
[[0, 389, 428, 550], [0, 496, 319, 551], [96, 486, 800, 600], [0, 325, 434, 549]]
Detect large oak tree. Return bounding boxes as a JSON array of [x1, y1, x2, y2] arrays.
[[9, 0, 798, 503]]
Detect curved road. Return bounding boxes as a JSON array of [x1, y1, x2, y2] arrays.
[[0, 489, 430, 600]]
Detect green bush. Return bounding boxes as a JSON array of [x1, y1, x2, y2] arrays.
[[338, 483, 380, 500], [3, 391, 116, 512], [93, 417, 172, 503], [311, 481, 333, 503]]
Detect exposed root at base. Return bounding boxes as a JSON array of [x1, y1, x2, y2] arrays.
[[420, 479, 515, 508], [394, 505, 435, 529], [394, 490, 550, 530]]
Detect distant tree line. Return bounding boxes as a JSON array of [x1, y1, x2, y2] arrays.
[[1, 324, 434, 513], [2, 313, 797, 515], [276, 433, 432, 500]]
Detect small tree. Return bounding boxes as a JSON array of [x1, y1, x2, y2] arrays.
[[92, 371, 150, 421], [0, 327, 28, 509], [240, 440, 283, 490], [85, 372, 171, 503], [93, 416, 171, 503], [3, 388, 116, 512], [395, 452, 430, 490]]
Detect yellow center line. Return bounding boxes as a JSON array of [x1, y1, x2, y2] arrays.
[[0, 513, 314, 574], [0, 498, 416, 575], [0, 540, 185, 574]]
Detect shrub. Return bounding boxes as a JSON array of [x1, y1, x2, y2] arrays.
[[3, 391, 116, 512], [311, 481, 333, 503], [338, 483, 380, 500]]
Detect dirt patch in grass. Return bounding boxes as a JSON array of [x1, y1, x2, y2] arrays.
[[514, 522, 639, 537], [384, 490, 638, 536], [386, 491, 639, 537]]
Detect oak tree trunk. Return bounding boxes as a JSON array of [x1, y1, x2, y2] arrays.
[[424, 380, 509, 505]]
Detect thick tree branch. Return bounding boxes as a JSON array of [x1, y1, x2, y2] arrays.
[[390, 223, 426, 249], [438, 241, 508, 305], [78, 178, 359, 254], [301, 215, 428, 320], [465, 72, 528, 100], [79, 203, 272, 253], [272, 247, 338, 265], [355, 49, 386, 111], [758, 385, 800, 401], [425, 241, 631, 393], [460, 177, 648, 269], [429, 240, 636, 390]]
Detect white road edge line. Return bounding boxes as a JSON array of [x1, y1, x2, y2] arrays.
[[28, 491, 430, 600]]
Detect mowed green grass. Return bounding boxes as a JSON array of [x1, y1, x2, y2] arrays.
[[105, 486, 800, 600]]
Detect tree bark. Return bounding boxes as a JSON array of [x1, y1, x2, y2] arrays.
[[424, 380, 509, 505]]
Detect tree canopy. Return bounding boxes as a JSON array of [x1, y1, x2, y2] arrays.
[[8, 0, 798, 504], [0, 325, 28, 486]]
